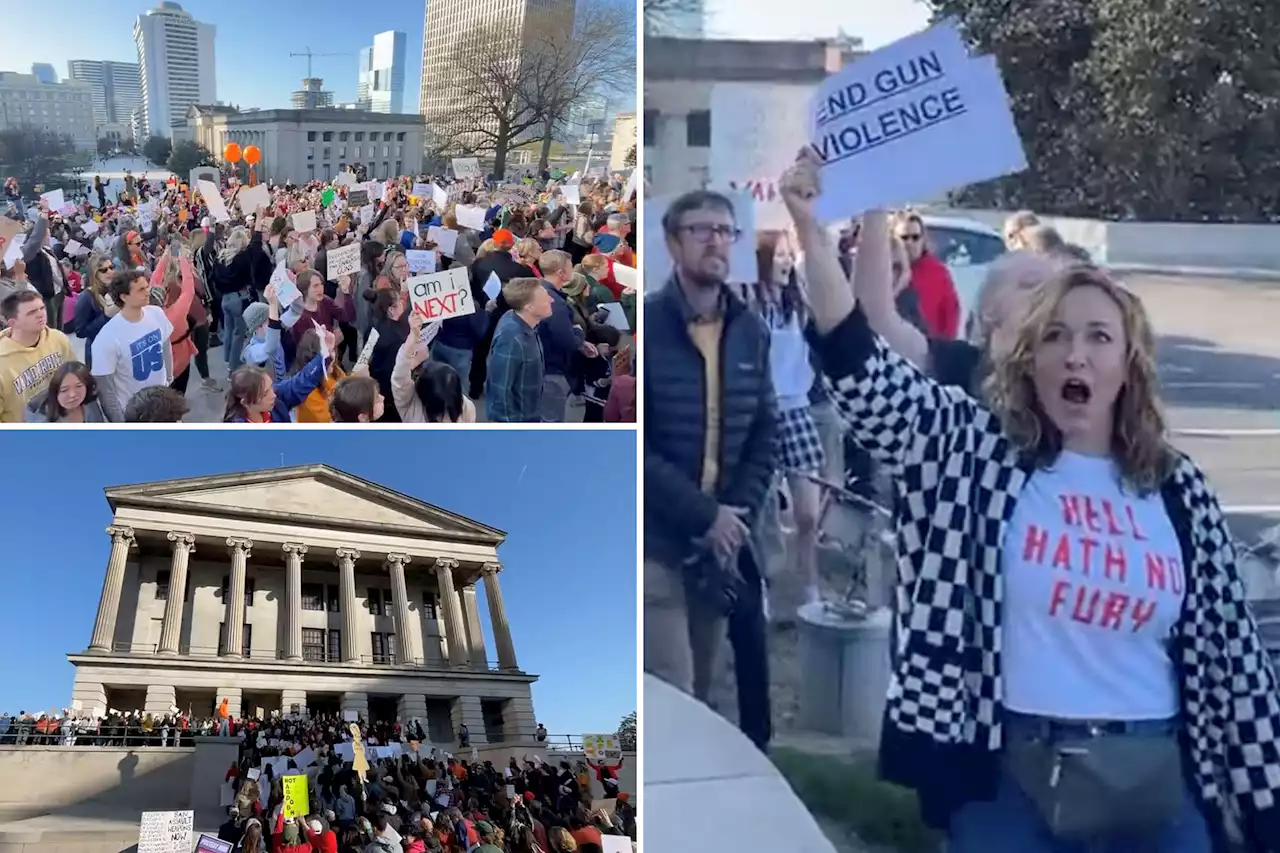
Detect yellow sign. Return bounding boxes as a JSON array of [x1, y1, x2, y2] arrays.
[[582, 733, 622, 767], [282, 774, 308, 818], [349, 723, 370, 781]]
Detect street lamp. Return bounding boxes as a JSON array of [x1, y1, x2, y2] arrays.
[[71, 165, 85, 199]]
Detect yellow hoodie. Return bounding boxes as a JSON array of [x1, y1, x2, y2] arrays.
[[0, 327, 76, 423]]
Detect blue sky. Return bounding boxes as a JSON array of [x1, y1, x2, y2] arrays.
[[6, 0, 636, 114], [704, 0, 929, 44], [0, 430, 637, 738]]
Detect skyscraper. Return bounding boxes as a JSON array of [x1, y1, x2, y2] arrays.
[[31, 64, 58, 84], [67, 60, 143, 128], [133, 1, 216, 138], [357, 31, 406, 114]]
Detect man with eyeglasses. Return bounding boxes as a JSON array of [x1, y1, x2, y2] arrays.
[[644, 189, 776, 752], [893, 211, 960, 340]]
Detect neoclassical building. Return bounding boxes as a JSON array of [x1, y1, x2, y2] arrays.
[[68, 465, 536, 746]]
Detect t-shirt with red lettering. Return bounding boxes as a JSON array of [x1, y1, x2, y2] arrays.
[[1002, 451, 1184, 720]]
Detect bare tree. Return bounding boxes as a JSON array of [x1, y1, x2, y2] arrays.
[[524, 0, 636, 173], [644, 0, 701, 36]]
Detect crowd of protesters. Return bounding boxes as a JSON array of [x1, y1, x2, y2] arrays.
[[0, 166, 637, 424]]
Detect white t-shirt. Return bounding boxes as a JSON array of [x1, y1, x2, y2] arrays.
[[90, 305, 173, 414], [1002, 451, 1184, 719]]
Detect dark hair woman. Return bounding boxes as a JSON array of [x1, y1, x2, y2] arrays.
[[24, 361, 107, 423]]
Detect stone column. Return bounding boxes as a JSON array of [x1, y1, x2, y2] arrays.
[[280, 689, 308, 716], [144, 684, 177, 717], [214, 687, 242, 719], [449, 695, 488, 745], [282, 543, 308, 662], [223, 538, 252, 659], [434, 559, 470, 667], [337, 548, 362, 663], [341, 691, 368, 720], [387, 554, 421, 665], [460, 585, 489, 669], [157, 532, 196, 656], [89, 525, 135, 652], [482, 563, 519, 670]]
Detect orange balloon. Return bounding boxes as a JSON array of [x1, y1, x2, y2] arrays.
[[224, 142, 242, 163], [243, 145, 261, 166]]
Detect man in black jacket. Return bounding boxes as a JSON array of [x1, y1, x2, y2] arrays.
[[644, 189, 777, 750]]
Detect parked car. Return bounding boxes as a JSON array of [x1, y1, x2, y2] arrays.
[[919, 214, 1007, 338]]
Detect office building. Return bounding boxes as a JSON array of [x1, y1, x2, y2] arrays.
[[70, 464, 537, 736], [357, 31, 406, 114], [419, 0, 574, 149], [0, 73, 96, 149], [31, 63, 58, 84], [134, 1, 216, 138], [566, 94, 609, 146], [610, 110, 635, 171], [67, 60, 143, 137], [291, 78, 335, 110], [185, 105, 425, 184]]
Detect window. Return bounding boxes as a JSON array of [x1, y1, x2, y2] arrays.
[[307, 131, 316, 142], [327, 584, 340, 612], [327, 629, 342, 662], [155, 569, 171, 600], [301, 582, 324, 611], [307, 146, 314, 161], [338, 146, 346, 159], [686, 110, 711, 147], [322, 131, 332, 142], [323, 146, 331, 160], [220, 576, 255, 608], [301, 628, 327, 662], [367, 588, 392, 616], [355, 132, 364, 142], [371, 632, 397, 664], [396, 132, 405, 142], [218, 622, 252, 657], [643, 109, 657, 146], [421, 590, 438, 619], [339, 131, 350, 141], [926, 226, 1007, 268]]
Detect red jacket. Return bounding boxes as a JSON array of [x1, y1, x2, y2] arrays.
[[908, 252, 960, 340]]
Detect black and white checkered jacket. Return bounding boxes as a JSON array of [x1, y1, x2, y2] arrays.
[[815, 308, 1280, 846]]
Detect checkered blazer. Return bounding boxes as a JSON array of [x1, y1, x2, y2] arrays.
[[816, 308, 1280, 842]]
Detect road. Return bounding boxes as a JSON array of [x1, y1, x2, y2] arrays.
[[1125, 272, 1280, 550]]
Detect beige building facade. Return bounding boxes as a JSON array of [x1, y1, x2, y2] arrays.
[[68, 465, 536, 748], [0, 72, 96, 150]]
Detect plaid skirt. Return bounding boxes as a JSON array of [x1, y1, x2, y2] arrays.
[[775, 405, 826, 474]]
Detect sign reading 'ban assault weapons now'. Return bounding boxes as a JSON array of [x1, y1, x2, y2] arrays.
[[407, 267, 475, 322]]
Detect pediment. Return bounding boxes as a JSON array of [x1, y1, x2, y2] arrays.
[[105, 465, 503, 542]]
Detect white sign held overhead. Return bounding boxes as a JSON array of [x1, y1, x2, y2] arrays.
[[411, 182, 433, 200], [39, 189, 65, 212], [427, 226, 458, 257], [452, 157, 481, 180], [807, 25, 1027, 221], [431, 184, 449, 208], [354, 328, 380, 372], [197, 181, 230, 223], [335, 172, 356, 187], [291, 210, 317, 233], [405, 249, 436, 274], [482, 271, 501, 301], [612, 263, 638, 292], [65, 240, 89, 257], [237, 183, 270, 215], [561, 184, 580, 205], [326, 243, 360, 281], [270, 264, 301, 306], [454, 205, 486, 231], [406, 267, 475, 323]]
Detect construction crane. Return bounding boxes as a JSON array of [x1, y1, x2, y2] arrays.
[[289, 47, 353, 79]]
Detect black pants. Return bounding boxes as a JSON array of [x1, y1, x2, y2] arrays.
[[728, 568, 772, 752], [340, 321, 359, 365], [172, 367, 191, 395], [192, 324, 211, 380]]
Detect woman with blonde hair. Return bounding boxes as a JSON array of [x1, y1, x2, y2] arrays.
[[514, 237, 543, 275], [214, 224, 272, 371], [781, 149, 1280, 853], [73, 253, 120, 369]]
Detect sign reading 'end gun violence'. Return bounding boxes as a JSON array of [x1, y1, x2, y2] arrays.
[[807, 22, 1027, 221], [407, 267, 475, 322]]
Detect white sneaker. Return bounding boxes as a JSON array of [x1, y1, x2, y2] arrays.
[[805, 584, 822, 604]]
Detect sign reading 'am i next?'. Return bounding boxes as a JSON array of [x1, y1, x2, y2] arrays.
[[138, 810, 193, 853], [807, 22, 1028, 221]]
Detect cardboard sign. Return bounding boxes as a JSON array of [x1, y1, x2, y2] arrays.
[[427, 226, 458, 257], [282, 774, 308, 818], [348, 188, 370, 207], [582, 733, 623, 767], [808, 25, 1027, 220], [197, 180, 229, 224], [454, 205, 486, 231], [452, 157, 481, 180], [137, 810, 193, 853], [237, 184, 270, 215], [326, 243, 360, 281], [291, 210, 317, 233], [406, 249, 436, 274], [406, 268, 474, 322]]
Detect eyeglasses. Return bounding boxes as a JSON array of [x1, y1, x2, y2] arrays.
[[678, 223, 741, 243]]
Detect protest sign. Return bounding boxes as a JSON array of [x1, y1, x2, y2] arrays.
[[355, 328, 380, 373], [406, 249, 436, 274], [505, 784, 516, 799], [561, 184, 580, 205], [452, 157, 481, 180], [196, 834, 233, 853], [612, 264, 638, 292], [237, 183, 270, 214], [197, 181, 230, 223], [335, 172, 356, 187], [623, 169, 638, 199], [65, 240, 89, 257], [427, 226, 458, 257], [3, 234, 26, 268], [39, 189, 65, 211], [80, 218, 100, 237], [0, 218, 23, 258], [582, 733, 623, 767], [282, 774, 309, 817], [598, 302, 630, 332], [348, 188, 370, 207], [358, 204, 375, 226], [219, 781, 235, 807], [293, 747, 317, 768], [271, 265, 301, 305], [406, 268, 474, 322], [349, 723, 370, 781], [291, 210, 317, 233], [431, 184, 448, 208], [247, 767, 261, 781], [454, 205, 486, 231], [412, 182, 433, 200], [326, 244, 360, 281], [601, 838, 631, 853], [137, 810, 193, 853], [808, 26, 1026, 220], [419, 319, 441, 348], [482, 271, 501, 301], [366, 181, 384, 201]]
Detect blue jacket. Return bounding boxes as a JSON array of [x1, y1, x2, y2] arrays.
[[536, 283, 583, 378], [228, 351, 327, 423]]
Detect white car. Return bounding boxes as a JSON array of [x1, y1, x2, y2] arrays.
[[919, 214, 1007, 338]]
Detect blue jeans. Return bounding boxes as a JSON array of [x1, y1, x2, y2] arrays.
[[221, 292, 248, 372], [432, 342, 472, 383], [949, 713, 1211, 853]]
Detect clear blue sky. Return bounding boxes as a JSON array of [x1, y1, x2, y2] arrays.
[[0, 430, 637, 738], [6, 0, 636, 115]]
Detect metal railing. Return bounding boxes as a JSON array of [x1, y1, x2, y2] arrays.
[[0, 728, 197, 748]]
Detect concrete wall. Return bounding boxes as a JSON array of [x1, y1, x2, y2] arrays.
[[0, 746, 193, 817]]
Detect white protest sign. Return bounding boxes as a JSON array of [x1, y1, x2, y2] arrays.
[[80, 218, 100, 237], [419, 319, 441, 348], [612, 264, 638, 292], [58, 202, 77, 217], [598, 302, 630, 332], [406, 267, 474, 322], [561, 184, 580, 205], [291, 210, 317, 233], [809, 29, 1026, 220], [623, 169, 638, 199], [137, 810, 193, 853], [3, 234, 27, 268], [39, 189, 65, 211], [247, 768, 261, 781], [601, 838, 631, 853], [312, 319, 330, 362], [293, 747, 317, 768], [582, 733, 623, 766], [65, 240, 89, 257], [406, 249, 436, 274], [358, 204, 375, 226], [454, 205, 486, 231], [197, 181, 230, 223], [354, 327, 379, 372], [452, 157, 481, 180], [335, 172, 356, 187], [367, 181, 384, 201], [482, 271, 501, 301], [431, 184, 448, 208], [326, 243, 360, 281], [271, 264, 301, 305], [427, 226, 458, 257], [412, 182, 433, 200], [237, 183, 270, 215]]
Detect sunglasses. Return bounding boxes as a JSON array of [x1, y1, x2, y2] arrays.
[[900, 233, 923, 242], [98, 266, 112, 273]]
